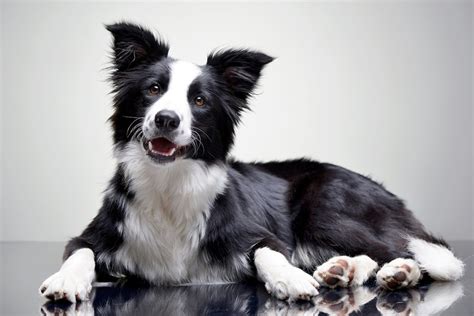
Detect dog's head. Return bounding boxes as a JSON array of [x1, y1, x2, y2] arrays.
[[107, 22, 273, 165]]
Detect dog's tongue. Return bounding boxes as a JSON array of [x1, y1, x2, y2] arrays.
[[149, 137, 177, 155]]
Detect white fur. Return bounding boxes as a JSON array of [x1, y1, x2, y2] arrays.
[[376, 258, 421, 288], [254, 247, 319, 301], [351, 255, 379, 285], [109, 142, 230, 283], [408, 238, 464, 281], [39, 248, 96, 303], [143, 60, 201, 145]]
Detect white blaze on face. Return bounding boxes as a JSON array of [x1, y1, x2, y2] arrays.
[[144, 60, 202, 145]]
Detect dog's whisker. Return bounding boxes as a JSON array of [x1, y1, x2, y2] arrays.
[[192, 127, 212, 142], [126, 118, 144, 138], [131, 126, 143, 141], [191, 131, 199, 155], [128, 121, 143, 137], [190, 133, 198, 157], [191, 127, 209, 157], [191, 130, 204, 157]]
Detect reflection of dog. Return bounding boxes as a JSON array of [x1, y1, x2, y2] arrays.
[[40, 281, 463, 316], [39, 22, 464, 303]]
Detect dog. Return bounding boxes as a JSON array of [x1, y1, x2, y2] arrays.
[[39, 22, 464, 303]]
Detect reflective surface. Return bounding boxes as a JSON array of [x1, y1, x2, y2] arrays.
[[1, 241, 473, 315]]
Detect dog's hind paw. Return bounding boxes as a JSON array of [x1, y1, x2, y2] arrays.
[[314, 255, 378, 288], [376, 258, 421, 290]]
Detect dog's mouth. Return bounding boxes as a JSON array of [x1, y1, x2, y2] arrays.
[[143, 137, 186, 163]]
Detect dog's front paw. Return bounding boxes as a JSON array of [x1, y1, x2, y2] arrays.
[[39, 270, 92, 303], [264, 266, 319, 301]]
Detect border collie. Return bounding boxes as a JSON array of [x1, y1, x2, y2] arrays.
[[39, 22, 464, 303]]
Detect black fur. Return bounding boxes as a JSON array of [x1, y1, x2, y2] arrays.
[[65, 22, 448, 284]]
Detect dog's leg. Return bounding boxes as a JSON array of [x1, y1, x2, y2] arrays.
[[313, 255, 378, 288], [376, 258, 421, 290], [254, 247, 319, 301], [39, 248, 96, 302]]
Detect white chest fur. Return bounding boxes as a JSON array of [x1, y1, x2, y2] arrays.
[[114, 143, 228, 283]]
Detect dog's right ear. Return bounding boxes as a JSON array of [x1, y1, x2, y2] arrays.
[[106, 22, 169, 71]]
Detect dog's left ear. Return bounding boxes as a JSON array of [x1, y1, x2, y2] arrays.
[[106, 22, 169, 71], [207, 49, 274, 100]]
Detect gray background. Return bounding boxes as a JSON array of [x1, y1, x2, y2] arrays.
[[0, 0, 472, 242]]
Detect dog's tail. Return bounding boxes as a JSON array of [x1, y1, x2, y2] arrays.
[[408, 237, 464, 281]]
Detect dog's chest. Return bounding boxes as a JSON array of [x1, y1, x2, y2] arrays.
[[116, 202, 207, 283], [114, 158, 228, 283]]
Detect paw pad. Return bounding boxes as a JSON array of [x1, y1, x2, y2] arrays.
[[384, 273, 408, 290], [377, 259, 421, 290], [314, 258, 354, 288], [328, 265, 344, 276]]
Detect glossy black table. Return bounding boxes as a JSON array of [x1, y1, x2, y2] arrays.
[[1, 241, 473, 315]]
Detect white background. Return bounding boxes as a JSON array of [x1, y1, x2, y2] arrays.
[[1, 1, 472, 241]]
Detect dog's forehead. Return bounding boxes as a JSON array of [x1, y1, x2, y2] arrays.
[[167, 59, 202, 94]]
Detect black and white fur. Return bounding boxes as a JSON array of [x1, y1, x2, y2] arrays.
[[39, 22, 464, 302]]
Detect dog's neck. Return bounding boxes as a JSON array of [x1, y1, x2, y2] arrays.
[[116, 142, 228, 225]]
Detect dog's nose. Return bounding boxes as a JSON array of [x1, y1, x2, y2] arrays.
[[155, 110, 180, 132]]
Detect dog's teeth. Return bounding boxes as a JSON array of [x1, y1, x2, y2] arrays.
[[147, 140, 177, 157], [162, 148, 176, 156]]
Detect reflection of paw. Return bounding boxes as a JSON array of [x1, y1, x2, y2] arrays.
[[40, 299, 93, 316], [315, 286, 376, 315], [315, 288, 354, 315], [39, 270, 92, 303], [377, 259, 421, 290], [260, 298, 318, 316], [314, 255, 378, 288], [264, 265, 319, 301], [376, 289, 420, 316]]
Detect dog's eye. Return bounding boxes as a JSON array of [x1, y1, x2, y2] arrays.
[[148, 84, 161, 96], [194, 96, 205, 107]]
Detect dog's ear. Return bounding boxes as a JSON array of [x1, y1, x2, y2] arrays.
[[106, 22, 169, 71], [207, 49, 274, 100]]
